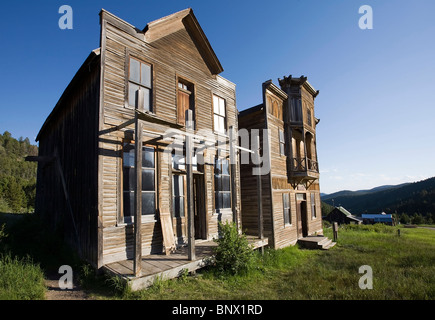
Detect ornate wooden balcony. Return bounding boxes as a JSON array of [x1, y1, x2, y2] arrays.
[[289, 157, 319, 180]]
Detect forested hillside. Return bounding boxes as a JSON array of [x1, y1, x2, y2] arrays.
[[322, 177, 435, 224], [0, 131, 38, 213]]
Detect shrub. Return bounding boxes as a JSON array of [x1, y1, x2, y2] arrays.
[[212, 221, 254, 275]]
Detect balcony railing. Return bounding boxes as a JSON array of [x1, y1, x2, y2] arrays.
[[290, 157, 319, 173]]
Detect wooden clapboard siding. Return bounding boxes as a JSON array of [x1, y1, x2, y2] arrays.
[[35, 50, 101, 267], [98, 9, 238, 265], [239, 78, 323, 250]]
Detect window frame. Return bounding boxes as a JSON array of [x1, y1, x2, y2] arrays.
[[126, 56, 153, 112], [176, 77, 195, 127], [283, 193, 291, 226], [311, 193, 317, 219], [172, 174, 186, 218], [214, 157, 231, 213], [213, 94, 227, 135], [120, 141, 157, 224], [279, 129, 285, 156]]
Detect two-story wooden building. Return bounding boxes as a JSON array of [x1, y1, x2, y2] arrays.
[[239, 76, 323, 249], [34, 9, 241, 270]]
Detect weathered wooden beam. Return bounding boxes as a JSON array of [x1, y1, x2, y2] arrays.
[[186, 109, 195, 261], [136, 109, 183, 129], [256, 135, 264, 242], [229, 126, 238, 230], [133, 92, 144, 277], [25, 155, 55, 163]]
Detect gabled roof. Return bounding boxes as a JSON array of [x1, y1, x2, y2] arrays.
[[143, 8, 223, 75]]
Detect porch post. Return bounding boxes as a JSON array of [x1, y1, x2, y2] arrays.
[[186, 109, 195, 261], [256, 135, 264, 241], [229, 126, 238, 231], [133, 99, 143, 277]]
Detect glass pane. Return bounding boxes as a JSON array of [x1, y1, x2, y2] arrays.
[[142, 88, 151, 112], [214, 115, 220, 133], [222, 193, 231, 209], [213, 95, 219, 114], [129, 58, 140, 83], [142, 169, 155, 191], [178, 198, 185, 217], [215, 193, 222, 210], [284, 209, 290, 224], [141, 63, 151, 87], [123, 143, 135, 167], [221, 159, 229, 175], [142, 147, 154, 168], [173, 175, 184, 196], [142, 192, 155, 215], [283, 193, 289, 208], [123, 192, 134, 217], [219, 98, 225, 116], [222, 175, 230, 191], [123, 167, 135, 191], [128, 82, 139, 107], [172, 154, 185, 170], [218, 116, 225, 133]]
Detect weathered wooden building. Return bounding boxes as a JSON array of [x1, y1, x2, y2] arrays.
[[325, 206, 362, 225], [239, 76, 324, 249], [34, 9, 242, 270]]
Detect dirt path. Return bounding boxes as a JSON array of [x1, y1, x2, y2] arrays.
[[44, 273, 93, 300]]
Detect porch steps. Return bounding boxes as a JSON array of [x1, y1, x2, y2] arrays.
[[297, 236, 336, 250]]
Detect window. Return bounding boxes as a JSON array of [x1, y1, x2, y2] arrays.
[[122, 143, 156, 220], [307, 107, 312, 127], [177, 80, 194, 125], [311, 193, 317, 219], [214, 158, 231, 211], [283, 193, 291, 225], [172, 175, 185, 218], [213, 95, 226, 134], [128, 57, 152, 112], [279, 129, 285, 156], [290, 98, 302, 122]]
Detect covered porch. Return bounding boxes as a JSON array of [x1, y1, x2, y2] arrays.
[[103, 236, 268, 291]]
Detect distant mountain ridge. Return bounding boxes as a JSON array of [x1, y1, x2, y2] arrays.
[[321, 178, 435, 217], [322, 183, 411, 201]]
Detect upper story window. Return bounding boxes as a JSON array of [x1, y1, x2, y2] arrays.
[[128, 57, 152, 112], [177, 79, 194, 126], [213, 95, 226, 134], [290, 97, 302, 122], [279, 129, 285, 156], [307, 107, 312, 127]]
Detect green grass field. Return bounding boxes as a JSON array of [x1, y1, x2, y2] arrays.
[[122, 224, 435, 300], [0, 213, 434, 300]]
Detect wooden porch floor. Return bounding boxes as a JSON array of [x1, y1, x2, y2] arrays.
[[103, 236, 268, 291]]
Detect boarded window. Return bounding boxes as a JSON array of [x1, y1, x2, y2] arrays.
[[283, 193, 291, 225], [177, 80, 194, 125], [213, 95, 226, 134], [215, 158, 231, 211], [122, 143, 156, 219], [279, 129, 285, 156], [128, 57, 152, 112]]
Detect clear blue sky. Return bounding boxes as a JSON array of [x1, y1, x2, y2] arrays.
[[0, 0, 434, 193]]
